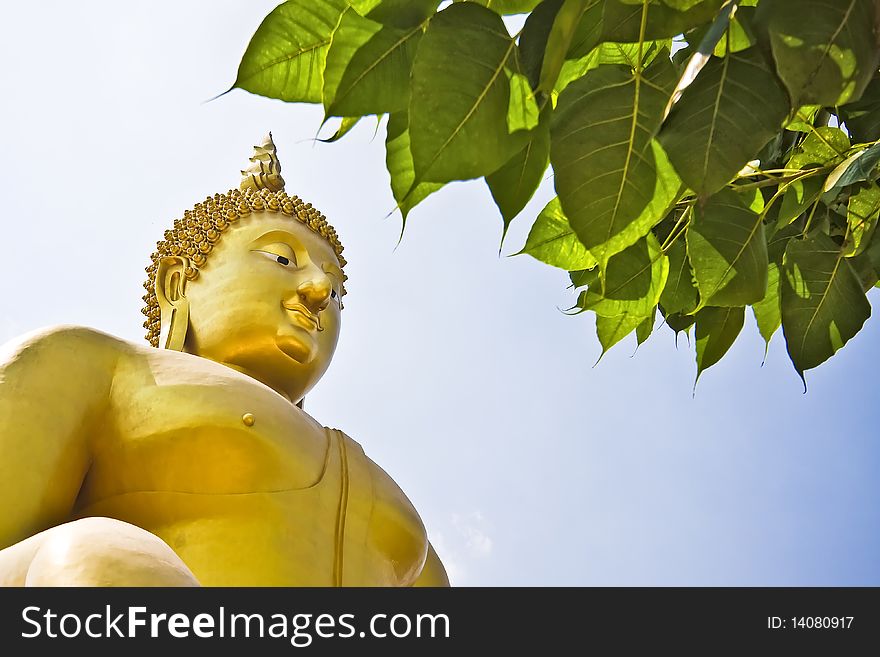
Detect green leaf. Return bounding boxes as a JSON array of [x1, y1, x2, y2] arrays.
[[849, 231, 880, 288], [577, 233, 669, 317], [569, 0, 726, 58], [234, 0, 348, 103], [660, 237, 699, 314], [687, 188, 769, 307], [662, 0, 708, 10], [687, 5, 758, 56], [752, 261, 782, 352], [846, 182, 880, 256], [768, 222, 803, 263], [519, 197, 597, 269], [781, 232, 871, 378], [663, 309, 696, 335], [570, 267, 599, 288], [487, 118, 551, 232], [408, 2, 527, 185], [551, 55, 681, 269], [777, 176, 822, 229], [351, 0, 440, 28], [695, 305, 745, 380], [636, 307, 656, 345], [659, 47, 790, 196], [469, 0, 544, 13], [553, 53, 599, 96], [317, 116, 362, 143], [385, 112, 443, 219], [784, 105, 821, 132], [824, 143, 880, 194], [506, 70, 541, 133], [787, 127, 850, 169], [596, 312, 645, 355], [554, 40, 671, 96], [323, 8, 423, 117], [839, 76, 880, 143], [520, 0, 565, 92], [757, 0, 880, 107], [539, 0, 594, 95]]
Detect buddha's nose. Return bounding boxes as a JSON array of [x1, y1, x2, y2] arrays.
[[296, 271, 332, 313]]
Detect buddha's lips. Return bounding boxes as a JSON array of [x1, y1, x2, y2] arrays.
[[282, 302, 322, 331]]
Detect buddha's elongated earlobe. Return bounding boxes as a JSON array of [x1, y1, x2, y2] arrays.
[[155, 256, 193, 351]]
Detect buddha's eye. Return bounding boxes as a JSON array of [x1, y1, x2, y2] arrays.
[[253, 246, 296, 267]]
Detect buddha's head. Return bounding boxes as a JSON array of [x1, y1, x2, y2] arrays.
[[141, 134, 347, 402]]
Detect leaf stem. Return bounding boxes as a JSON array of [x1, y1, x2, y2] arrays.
[[802, 196, 823, 236], [733, 166, 831, 191], [661, 205, 693, 253]]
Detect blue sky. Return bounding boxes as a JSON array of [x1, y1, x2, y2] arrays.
[[1, 1, 877, 585]]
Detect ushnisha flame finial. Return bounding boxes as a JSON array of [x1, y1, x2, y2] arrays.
[[240, 132, 286, 193]]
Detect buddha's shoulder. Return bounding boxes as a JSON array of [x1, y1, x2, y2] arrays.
[[0, 325, 136, 363]]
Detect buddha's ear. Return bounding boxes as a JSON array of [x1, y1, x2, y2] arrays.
[[155, 256, 192, 352]]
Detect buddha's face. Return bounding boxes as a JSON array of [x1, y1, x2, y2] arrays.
[[178, 212, 343, 401]]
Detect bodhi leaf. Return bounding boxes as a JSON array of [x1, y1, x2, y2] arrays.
[[663, 309, 696, 335], [686, 5, 758, 57], [234, 0, 348, 103], [506, 71, 541, 133], [754, 222, 802, 351], [695, 305, 745, 381], [846, 182, 880, 256], [660, 237, 699, 314], [577, 233, 669, 317], [757, 0, 880, 107], [487, 116, 551, 233], [784, 105, 821, 132], [789, 127, 850, 169], [570, 266, 599, 288], [386, 112, 443, 219], [661, 0, 707, 10], [596, 312, 645, 356], [636, 306, 657, 345], [520, 0, 565, 92], [471, 0, 544, 13], [824, 143, 880, 194], [768, 222, 803, 263], [849, 232, 880, 289], [323, 7, 424, 117], [839, 76, 880, 143], [408, 2, 528, 187], [659, 47, 790, 196], [752, 262, 782, 353], [777, 176, 822, 229], [351, 0, 440, 28], [554, 40, 670, 96], [568, 0, 725, 58], [318, 116, 362, 143], [781, 232, 871, 379], [538, 0, 595, 96], [551, 54, 681, 270], [687, 188, 769, 308], [519, 197, 597, 270]]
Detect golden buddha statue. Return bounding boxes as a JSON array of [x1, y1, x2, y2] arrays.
[[0, 134, 448, 587]]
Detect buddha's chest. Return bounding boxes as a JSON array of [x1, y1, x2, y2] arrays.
[[73, 351, 429, 585], [81, 353, 328, 499]]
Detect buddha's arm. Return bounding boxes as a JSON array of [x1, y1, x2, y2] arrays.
[[412, 543, 450, 587], [0, 326, 117, 549]]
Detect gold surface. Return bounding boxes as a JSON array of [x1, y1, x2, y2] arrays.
[[0, 138, 448, 587]]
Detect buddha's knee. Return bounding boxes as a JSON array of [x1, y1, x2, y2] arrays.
[[25, 517, 199, 587]]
